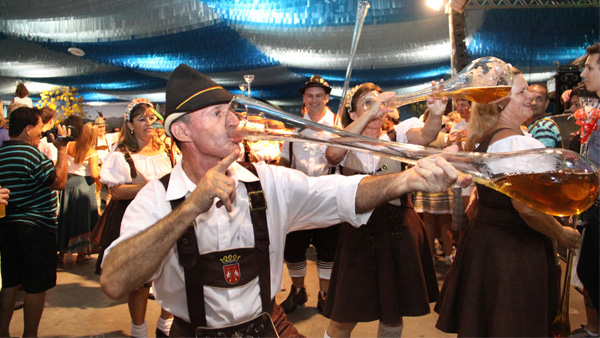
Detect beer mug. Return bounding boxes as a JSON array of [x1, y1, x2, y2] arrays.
[[0, 185, 5, 218]]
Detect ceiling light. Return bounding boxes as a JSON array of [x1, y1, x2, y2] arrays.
[[68, 47, 85, 57], [426, 0, 444, 11]]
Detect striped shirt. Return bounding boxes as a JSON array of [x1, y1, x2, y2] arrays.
[[0, 140, 58, 232], [527, 117, 562, 148]]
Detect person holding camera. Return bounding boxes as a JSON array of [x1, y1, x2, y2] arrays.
[[0, 107, 69, 337], [56, 116, 100, 263]]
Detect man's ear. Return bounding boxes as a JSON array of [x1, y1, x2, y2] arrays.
[[171, 122, 192, 143], [24, 124, 33, 136]]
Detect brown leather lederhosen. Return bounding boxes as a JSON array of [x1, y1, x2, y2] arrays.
[[159, 162, 275, 337]]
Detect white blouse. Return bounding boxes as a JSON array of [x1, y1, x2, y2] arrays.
[[487, 134, 544, 153], [483, 134, 549, 175], [100, 151, 172, 188], [342, 117, 424, 174], [13, 96, 33, 108], [67, 153, 98, 177]]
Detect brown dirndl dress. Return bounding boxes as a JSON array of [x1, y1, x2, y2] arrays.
[[94, 145, 139, 275], [323, 154, 439, 323], [434, 128, 558, 337]]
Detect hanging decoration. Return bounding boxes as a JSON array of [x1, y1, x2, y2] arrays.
[[0, 1, 597, 112], [37, 86, 88, 122]]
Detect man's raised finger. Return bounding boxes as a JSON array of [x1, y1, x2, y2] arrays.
[[215, 148, 241, 173]]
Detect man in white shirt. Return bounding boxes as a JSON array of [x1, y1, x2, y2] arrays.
[[278, 75, 340, 314], [100, 64, 470, 337], [94, 116, 120, 165], [38, 107, 58, 163]]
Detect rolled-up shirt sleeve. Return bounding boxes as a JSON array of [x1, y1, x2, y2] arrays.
[[334, 175, 372, 227], [259, 163, 372, 232]]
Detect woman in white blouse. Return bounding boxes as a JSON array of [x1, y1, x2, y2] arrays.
[[11, 83, 33, 108], [435, 67, 581, 337], [96, 98, 173, 338]]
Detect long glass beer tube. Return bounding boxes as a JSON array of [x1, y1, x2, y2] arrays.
[[227, 95, 599, 217], [336, 1, 370, 117], [364, 57, 514, 110]]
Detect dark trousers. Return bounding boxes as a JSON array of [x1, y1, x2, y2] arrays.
[[283, 226, 340, 265], [577, 201, 599, 310]]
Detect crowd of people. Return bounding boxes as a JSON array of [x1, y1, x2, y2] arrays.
[[0, 42, 597, 338]]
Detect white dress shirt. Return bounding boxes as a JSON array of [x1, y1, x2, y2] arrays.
[[279, 109, 336, 177], [450, 119, 468, 134], [104, 160, 371, 327], [38, 137, 57, 163]]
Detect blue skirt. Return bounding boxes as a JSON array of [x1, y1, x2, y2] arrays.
[[57, 174, 98, 253]]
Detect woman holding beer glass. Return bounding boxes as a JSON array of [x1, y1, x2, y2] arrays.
[[323, 82, 447, 338], [434, 68, 581, 337]]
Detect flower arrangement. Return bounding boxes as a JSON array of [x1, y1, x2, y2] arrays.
[[36, 86, 88, 122]]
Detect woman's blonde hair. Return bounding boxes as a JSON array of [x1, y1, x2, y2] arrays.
[[465, 67, 522, 151], [119, 103, 163, 153], [340, 82, 382, 127], [73, 122, 98, 164], [464, 103, 501, 151]]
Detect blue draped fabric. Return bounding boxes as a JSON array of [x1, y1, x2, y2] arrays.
[[0, 1, 597, 106]]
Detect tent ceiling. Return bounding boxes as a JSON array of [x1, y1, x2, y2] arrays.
[[0, 0, 598, 111]]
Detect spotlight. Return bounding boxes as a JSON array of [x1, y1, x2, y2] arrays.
[[426, 0, 444, 11]]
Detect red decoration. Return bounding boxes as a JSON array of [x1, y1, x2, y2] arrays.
[[574, 107, 600, 143]]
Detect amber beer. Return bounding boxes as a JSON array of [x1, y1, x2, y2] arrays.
[[405, 86, 513, 106], [486, 171, 599, 216], [441, 86, 513, 104], [0, 184, 4, 218]]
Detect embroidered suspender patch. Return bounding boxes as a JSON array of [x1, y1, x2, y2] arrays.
[[221, 254, 242, 284]]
